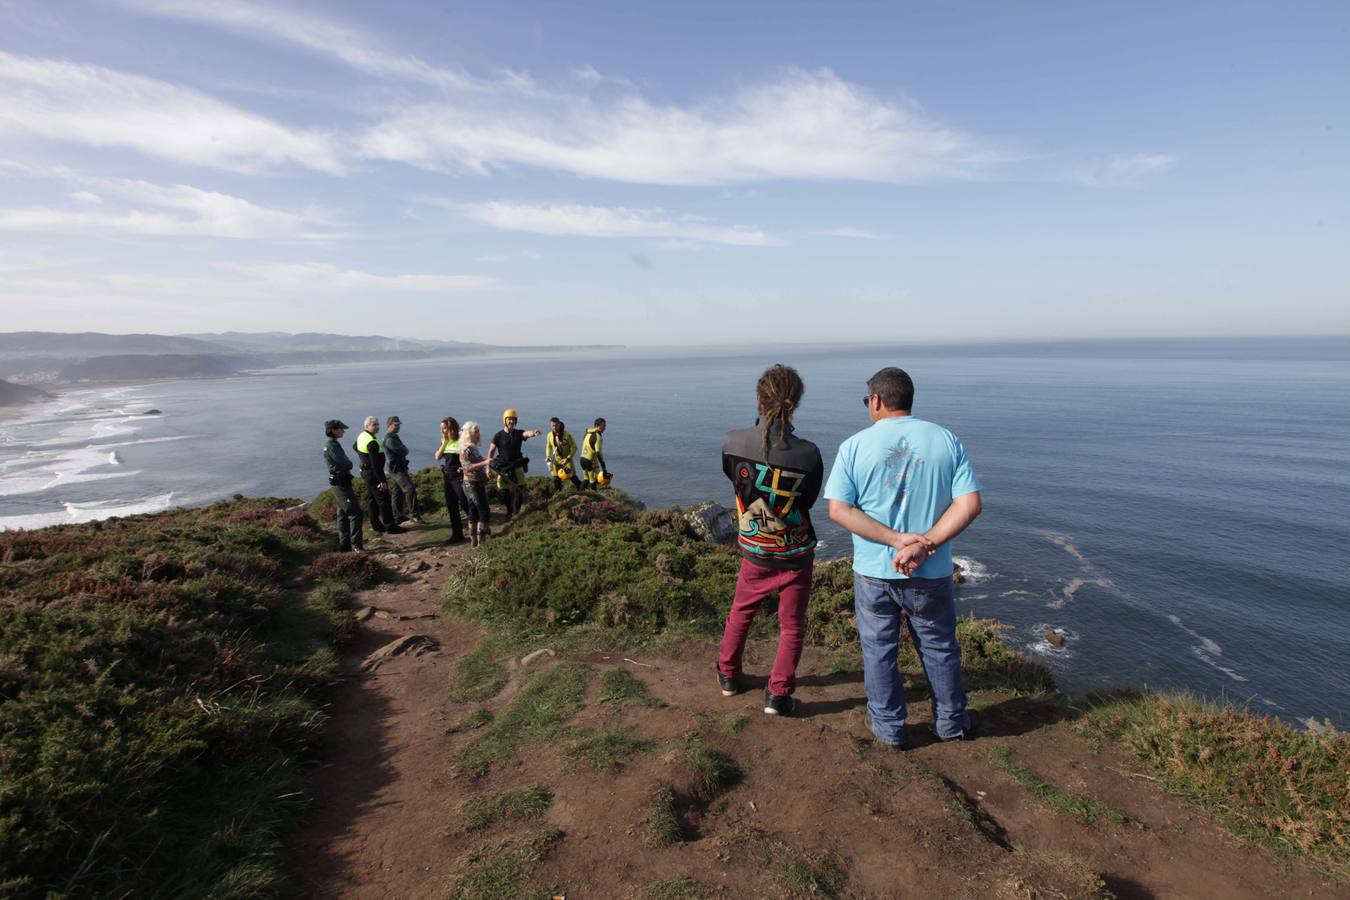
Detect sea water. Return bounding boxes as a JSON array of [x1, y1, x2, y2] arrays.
[[3, 344, 1347, 727]]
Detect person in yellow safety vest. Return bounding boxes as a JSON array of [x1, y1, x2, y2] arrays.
[[354, 415, 404, 534], [545, 417, 583, 492], [580, 417, 610, 488]]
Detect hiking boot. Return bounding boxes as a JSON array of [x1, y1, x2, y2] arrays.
[[386, 524, 407, 535], [410, 515, 426, 525], [763, 688, 800, 717], [351, 545, 366, 554], [717, 668, 740, 697], [447, 533, 466, 545], [931, 709, 980, 742]]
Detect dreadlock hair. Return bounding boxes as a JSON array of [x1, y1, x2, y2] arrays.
[[756, 363, 805, 458]]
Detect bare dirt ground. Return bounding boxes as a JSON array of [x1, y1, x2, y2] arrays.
[[286, 527, 1340, 899]]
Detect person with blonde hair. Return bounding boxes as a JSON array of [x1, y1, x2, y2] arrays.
[[458, 421, 494, 547], [716, 364, 824, 716]]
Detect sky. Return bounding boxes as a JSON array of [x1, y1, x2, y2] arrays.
[[1, 0, 1347, 345]]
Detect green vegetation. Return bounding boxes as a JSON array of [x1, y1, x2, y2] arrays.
[[637, 877, 706, 899], [696, 711, 750, 737], [683, 737, 743, 798], [460, 786, 553, 833], [0, 499, 365, 899], [596, 667, 662, 706], [564, 729, 654, 772], [451, 636, 510, 702], [642, 787, 685, 848], [989, 747, 1142, 829], [721, 826, 849, 898], [448, 708, 494, 733], [457, 663, 589, 777], [451, 827, 563, 900], [1085, 692, 1348, 879]]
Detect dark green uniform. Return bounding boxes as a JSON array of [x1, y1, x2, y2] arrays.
[[324, 437, 364, 551], [383, 430, 421, 522]]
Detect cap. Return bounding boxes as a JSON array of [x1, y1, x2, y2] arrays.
[[387, 415, 401, 424], [325, 419, 348, 431]]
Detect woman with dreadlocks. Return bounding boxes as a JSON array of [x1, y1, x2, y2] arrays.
[[715, 364, 824, 716]]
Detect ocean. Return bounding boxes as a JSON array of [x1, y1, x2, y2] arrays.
[[3, 341, 1347, 727]]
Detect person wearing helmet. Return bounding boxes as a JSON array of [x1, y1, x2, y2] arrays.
[[545, 417, 583, 491], [383, 416, 424, 525], [322, 419, 364, 552], [488, 408, 541, 519], [354, 415, 404, 535], [580, 418, 610, 489]]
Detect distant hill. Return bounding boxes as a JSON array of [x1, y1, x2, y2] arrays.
[[58, 354, 252, 382], [0, 331, 621, 382], [0, 378, 48, 406]]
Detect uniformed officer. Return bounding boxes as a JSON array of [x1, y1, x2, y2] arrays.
[[354, 415, 404, 534], [322, 420, 365, 552]]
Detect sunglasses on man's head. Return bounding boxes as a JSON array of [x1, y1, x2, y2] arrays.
[[862, 394, 873, 407]]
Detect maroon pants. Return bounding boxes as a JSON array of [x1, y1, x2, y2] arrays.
[[717, 558, 813, 697]]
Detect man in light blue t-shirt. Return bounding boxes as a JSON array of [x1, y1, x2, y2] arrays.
[[824, 366, 983, 747]]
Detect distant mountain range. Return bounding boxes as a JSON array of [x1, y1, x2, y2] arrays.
[[0, 331, 620, 383], [0, 377, 50, 407]]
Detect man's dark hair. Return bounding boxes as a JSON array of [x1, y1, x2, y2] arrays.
[[593, 417, 606, 427], [550, 417, 563, 428], [868, 367, 915, 412]]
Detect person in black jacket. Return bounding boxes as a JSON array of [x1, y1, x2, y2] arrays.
[[322, 419, 364, 552], [354, 415, 403, 534], [383, 416, 424, 525], [434, 416, 467, 544], [716, 364, 823, 717]]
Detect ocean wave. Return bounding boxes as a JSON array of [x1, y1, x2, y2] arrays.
[[1168, 614, 1248, 683], [952, 555, 992, 583], [42, 469, 140, 490], [1028, 623, 1078, 658], [1046, 576, 1114, 610], [0, 492, 176, 531]]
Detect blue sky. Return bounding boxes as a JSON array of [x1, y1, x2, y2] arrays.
[[1, 0, 1346, 344]]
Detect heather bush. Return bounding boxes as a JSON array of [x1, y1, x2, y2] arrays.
[[0, 498, 351, 898]]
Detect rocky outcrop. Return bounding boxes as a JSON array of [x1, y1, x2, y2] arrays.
[[686, 501, 737, 544]]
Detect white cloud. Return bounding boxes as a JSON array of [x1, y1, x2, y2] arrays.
[[459, 202, 780, 246], [112, 0, 476, 91], [362, 68, 991, 186], [816, 227, 881, 239], [220, 262, 496, 292], [1070, 153, 1176, 188], [0, 177, 331, 239], [0, 50, 343, 173]]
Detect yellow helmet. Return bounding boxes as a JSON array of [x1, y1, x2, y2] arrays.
[[556, 466, 572, 481], [502, 408, 518, 421], [596, 471, 610, 486]]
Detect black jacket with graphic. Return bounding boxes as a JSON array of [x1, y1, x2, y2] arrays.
[[721, 422, 823, 569]]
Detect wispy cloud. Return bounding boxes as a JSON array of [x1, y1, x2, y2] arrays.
[[112, 0, 477, 91], [363, 68, 993, 186], [0, 174, 333, 239], [816, 227, 881, 239], [219, 262, 496, 292], [1070, 153, 1176, 188], [0, 50, 344, 173], [459, 201, 780, 246]]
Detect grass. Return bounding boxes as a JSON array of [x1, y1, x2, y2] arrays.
[[451, 827, 563, 900], [989, 746, 1143, 829], [457, 663, 589, 777], [642, 787, 684, 848], [637, 877, 706, 898], [564, 730, 654, 772], [460, 786, 553, 832], [684, 739, 743, 798], [0, 498, 361, 899], [720, 826, 850, 898], [596, 667, 662, 706], [450, 636, 510, 702], [447, 708, 494, 733], [1084, 691, 1348, 880], [696, 711, 750, 737]]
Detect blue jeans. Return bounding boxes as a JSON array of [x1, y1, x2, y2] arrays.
[[854, 573, 969, 744]]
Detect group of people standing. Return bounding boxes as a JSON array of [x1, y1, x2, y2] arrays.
[[322, 409, 611, 551]]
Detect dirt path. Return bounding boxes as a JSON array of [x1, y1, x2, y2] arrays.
[[287, 531, 1340, 899]]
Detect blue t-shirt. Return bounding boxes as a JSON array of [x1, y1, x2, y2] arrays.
[[823, 416, 982, 580]]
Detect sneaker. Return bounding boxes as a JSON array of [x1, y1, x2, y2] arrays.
[[717, 668, 740, 697], [763, 688, 800, 717], [386, 525, 407, 535], [351, 546, 366, 554], [931, 709, 980, 742], [410, 516, 426, 525]]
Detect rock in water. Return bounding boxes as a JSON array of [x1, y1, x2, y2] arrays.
[[141, 409, 162, 415], [686, 501, 737, 544], [952, 563, 965, 584], [1043, 626, 1065, 648]]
